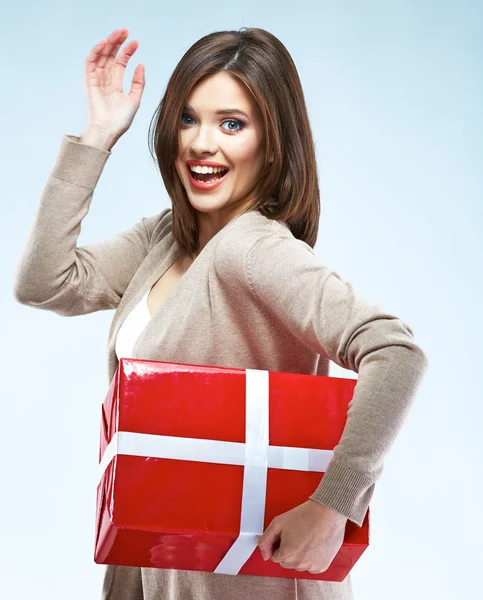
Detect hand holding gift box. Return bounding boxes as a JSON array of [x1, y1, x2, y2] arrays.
[[94, 358, 370, 582], [258, 499, 348, 574]]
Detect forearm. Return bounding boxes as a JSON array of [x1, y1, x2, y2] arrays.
[[310, 342, 429, 526], [12, 134, 115, 312]]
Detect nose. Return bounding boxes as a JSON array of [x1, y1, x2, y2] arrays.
[[190, 123, 218, 156]]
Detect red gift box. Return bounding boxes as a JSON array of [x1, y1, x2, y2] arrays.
[[94, 359, 369, 581]]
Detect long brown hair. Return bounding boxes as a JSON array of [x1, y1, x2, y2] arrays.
[[148, 27, 320, 258]]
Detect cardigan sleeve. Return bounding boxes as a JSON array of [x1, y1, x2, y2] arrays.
[[12, 134, 168, 317], [241, 230, 429, 526]]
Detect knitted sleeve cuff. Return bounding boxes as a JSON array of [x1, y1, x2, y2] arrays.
[[50, 134, 112, 190], [309, 458, 376, 527]]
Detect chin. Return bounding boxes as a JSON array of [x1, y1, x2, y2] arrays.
[[187, 197, 229, 213]]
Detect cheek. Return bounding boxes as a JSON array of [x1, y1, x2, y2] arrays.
[[174, 159, 183, 179], [233, 133, 265, 166], [177, 131, 190, 160]]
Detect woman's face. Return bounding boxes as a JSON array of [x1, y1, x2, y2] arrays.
[[175, 71, 266, 225]]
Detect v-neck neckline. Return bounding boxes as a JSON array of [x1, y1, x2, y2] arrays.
[[145, 208, 259, 318], [106, 207, 279, 380], [144, 253, 194, 319]]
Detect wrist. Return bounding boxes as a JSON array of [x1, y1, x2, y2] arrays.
[[308, 499, 348, 523], [79, 126, 120, 151]]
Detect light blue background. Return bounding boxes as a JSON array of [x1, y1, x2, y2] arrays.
[[2, 1, 481, 599]]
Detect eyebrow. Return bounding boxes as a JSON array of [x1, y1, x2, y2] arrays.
[[184, 104, 250, 120]]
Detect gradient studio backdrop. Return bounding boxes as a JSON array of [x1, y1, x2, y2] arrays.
[[2, 1, 481, 599]]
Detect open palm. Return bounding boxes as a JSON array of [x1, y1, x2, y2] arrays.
[[84, 28, 145, 136]]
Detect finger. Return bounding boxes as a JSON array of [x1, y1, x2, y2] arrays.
[[272, 539, 302, 566], [270, 535, 288, 563], [85, 40, 107, 82], [112, 39, 140, 88], [279, 561, 314, 573], [128, 64, 145, 100], [115, 39, 139, 69], [271, 547, 284, 563], [258, 520, 282, 561], [97, 28, 129, 70]]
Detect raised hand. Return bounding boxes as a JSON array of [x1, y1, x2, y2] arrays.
[[83, 28, 145, 144]]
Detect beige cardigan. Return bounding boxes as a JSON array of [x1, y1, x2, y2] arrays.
[[13, 134, 429, 600]]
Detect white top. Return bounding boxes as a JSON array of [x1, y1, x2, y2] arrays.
[[115, 289, 152, 360]]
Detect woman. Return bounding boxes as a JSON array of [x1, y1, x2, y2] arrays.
[[13, 27, 429, 600]]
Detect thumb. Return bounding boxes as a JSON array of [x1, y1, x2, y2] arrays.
[[258, 519, 283, 561]]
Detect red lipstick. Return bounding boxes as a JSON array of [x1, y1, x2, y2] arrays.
[[186, 163, 229, 192]]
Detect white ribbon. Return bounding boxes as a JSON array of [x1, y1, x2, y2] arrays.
[[97, 368, 334, 575], [213, 369, 269, 574]]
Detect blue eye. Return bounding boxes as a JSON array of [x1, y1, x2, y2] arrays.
[[181, 114, 194, 125], [221, 119, 244, 132], [180, 113, 244, 133]]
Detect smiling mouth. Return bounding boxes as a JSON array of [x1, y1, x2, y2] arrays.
[[187, 166, 230, 183]]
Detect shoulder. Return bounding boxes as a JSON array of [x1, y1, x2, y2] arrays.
[[143, 207, 173, 250], [213, 210, 319, 286]]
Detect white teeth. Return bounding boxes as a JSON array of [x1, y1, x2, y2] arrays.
[[189, 165, 227, 174]]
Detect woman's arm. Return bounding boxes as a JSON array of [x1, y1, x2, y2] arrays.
[[12, 134, 169, 316], [219, 229, 429, 526]]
